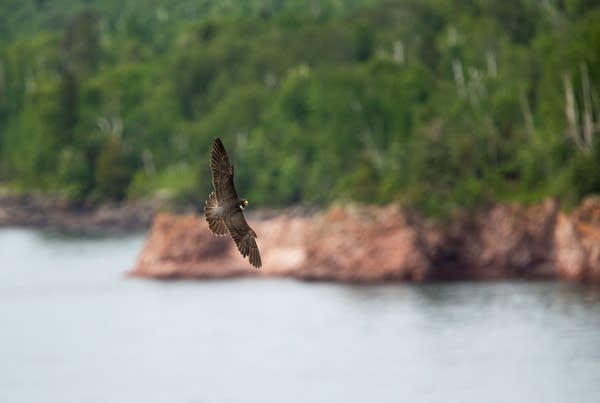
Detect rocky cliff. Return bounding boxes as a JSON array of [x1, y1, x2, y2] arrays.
[[130, 198, 600, 282]]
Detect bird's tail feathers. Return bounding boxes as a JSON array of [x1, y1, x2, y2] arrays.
[[204, 192, 228, 236]]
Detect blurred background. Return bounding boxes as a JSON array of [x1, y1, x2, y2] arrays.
[[0, 0, 599, 213], [1, 1, 600, 402]]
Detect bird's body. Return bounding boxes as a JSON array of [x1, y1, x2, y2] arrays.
[[204, 138, 261, 268]]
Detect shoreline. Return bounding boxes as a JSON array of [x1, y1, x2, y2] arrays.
[[0, 193, 319, 234], [0, 193, 169, 234], [3, 193, 600, 284], [130, 197, 600, 283]]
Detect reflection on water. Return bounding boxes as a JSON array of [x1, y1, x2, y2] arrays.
[[1, 228, 600, 403]]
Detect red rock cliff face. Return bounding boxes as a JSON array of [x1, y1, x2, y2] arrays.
[[294, 205, 430, 282], [130, 198, 600, 282], [427, 199, 559, 280], [555, 198, 600, 282]]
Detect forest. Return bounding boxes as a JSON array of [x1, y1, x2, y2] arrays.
[[0, 0, 599, 215]]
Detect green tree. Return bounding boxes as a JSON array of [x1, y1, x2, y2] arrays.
[[95, 135, 133, 200]]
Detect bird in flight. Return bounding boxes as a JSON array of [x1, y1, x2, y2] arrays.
[[204, 138, 261, 268]]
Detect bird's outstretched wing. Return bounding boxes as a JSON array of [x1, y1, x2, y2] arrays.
[[226, 209, 262, 268], [210, 138, 238, 202]]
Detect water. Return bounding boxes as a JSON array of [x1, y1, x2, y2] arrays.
[[1, 228, 600, 403]]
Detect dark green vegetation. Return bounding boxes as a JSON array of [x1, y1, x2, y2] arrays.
[[0, 0, 599, 215]]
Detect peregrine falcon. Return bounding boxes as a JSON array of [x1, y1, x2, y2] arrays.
[[204, 138, 261, 268]]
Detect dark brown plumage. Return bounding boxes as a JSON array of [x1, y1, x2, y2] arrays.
[[204, 138, 261, 268]]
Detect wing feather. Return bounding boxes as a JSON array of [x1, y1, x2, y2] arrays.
[[226, 209, 262, 268], [210, 138, 238, 202]]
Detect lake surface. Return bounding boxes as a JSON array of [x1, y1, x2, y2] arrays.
[[1, 228, 600, 403]]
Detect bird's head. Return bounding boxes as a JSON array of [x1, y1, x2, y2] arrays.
[[239, 199, 249, 210]]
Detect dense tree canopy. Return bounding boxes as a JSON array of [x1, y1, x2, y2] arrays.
[[0, 0, 599, 215]]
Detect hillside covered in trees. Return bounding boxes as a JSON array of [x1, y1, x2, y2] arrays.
[[0, 0, 599, 215]]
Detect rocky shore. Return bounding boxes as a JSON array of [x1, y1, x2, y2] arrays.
[[0, 193, 166, 234], [130, 197, 600, 283]]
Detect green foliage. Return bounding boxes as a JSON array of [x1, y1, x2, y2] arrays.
[[572, 140, 600, 199], [0, 0, 599, 213], [128, 162, 198, 201], [56, 146, 93, 199], [94, 135, 133, 200]]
